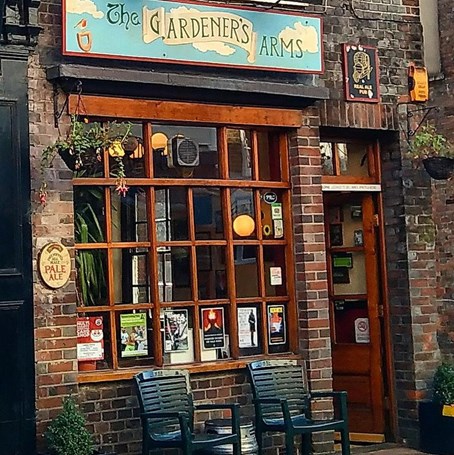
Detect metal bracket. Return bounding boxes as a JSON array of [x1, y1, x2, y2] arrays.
[[52, 80, 82, 128], [407, 105, 439, 143]]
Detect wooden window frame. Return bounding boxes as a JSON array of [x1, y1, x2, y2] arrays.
[[73, 97, 299, 382]]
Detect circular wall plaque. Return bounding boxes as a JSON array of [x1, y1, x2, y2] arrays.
[[39, 242, 71, 289]]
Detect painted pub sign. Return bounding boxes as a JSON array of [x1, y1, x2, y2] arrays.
[[343, 44, 380, 102], [63, 0, 323, 73]]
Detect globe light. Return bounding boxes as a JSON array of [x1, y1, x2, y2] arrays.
[[233, 214, 255, 237]]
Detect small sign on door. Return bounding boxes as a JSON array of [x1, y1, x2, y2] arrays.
[[354, 317, 370, 343]]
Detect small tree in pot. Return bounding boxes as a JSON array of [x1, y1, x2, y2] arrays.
[[45, 397, 93, 455], [408, 124, 454, 180], [420, 363, 454, 454]]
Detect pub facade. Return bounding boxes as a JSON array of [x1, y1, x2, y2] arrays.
[[0, 0, 442, 453]]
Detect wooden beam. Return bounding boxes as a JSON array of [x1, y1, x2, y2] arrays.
[[68, 95, 303, 128]]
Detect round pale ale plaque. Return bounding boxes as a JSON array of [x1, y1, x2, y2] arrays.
[[39, 242, 71, 289]]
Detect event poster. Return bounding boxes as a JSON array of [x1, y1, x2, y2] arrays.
[[237, 307, 258, 348], [77, 316, 104, 361], [164, 310, 189, 353], [201, 307, 225, 350], [268, 305, 286, 345], [120, 313, 148, 357]]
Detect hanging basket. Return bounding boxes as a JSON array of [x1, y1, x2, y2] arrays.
[[58, 148, 103, 173], [422, 157, 454, 180]]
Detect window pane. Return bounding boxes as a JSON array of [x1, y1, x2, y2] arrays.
[[118, 310, 154, 367], [194, 188, 224, 240], [235, 245, 259, 298], [264, 246, 287, 296], [257, 131, 281, 181], [155, 188, 189, 241], [320, 142, 334, 175], [113, 248, 150, 304], [74, 186, 105, 243], [111, 187, 148, 242], [238, 305, 262, 356], [76, 249, 108, 307], [196, 246, 227, 300], [158, 247, 192, 302], [267, 303, 289, 354], [333, 299, 369, 344], [77, 312, 112, 370], [152, 125, 219, 179], [162, 308, 195, 365], [201, 306, 230, 360], [231, 189, 256, 239], [259, 189, 284, 240], [338, 142, 370, 177], [228, 129, 252, 180]]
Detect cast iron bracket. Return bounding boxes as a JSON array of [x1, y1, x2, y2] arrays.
[[406, 105, 440, 143]]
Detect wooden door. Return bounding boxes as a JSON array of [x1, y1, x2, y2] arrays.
[[325, 193, 385, 437], [0, 58, 35, 454]]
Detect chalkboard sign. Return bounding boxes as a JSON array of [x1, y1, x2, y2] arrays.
[[343, 44, 380, 103]]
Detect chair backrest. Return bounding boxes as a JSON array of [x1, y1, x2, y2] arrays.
[[248, 360, 310, 418], [134, 369, 194, 434]]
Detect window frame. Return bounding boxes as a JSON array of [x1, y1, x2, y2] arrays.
[[72, 96, 300, 381]]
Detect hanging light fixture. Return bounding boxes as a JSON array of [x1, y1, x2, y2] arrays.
[[233, 214, 255, 237]]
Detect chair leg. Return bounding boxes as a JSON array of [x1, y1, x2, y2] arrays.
[[232, 440, 241, 455], [301, 434, 312, 455], [256, 426, 263, 454], [285, 432, 295, 455], [340, 428, 351, 455]]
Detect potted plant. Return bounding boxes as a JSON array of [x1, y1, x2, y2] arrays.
[[419, 362, 454, 454], [408, 124, 454, 180], [40, 116, 134, 205], [44, 397, 94, 455]]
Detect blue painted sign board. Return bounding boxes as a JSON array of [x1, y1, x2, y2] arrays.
[[63, 0, 324, 73]]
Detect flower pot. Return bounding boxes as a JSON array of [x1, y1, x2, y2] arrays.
[[58, 148, 103, 174], [422, 157, 454, 180], [419, 401, 454, 454], [78, 360, 97, 371]]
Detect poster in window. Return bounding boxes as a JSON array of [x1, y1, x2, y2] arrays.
[[201, 307, 225, 349], [77, 316, 104, 361], [268, 305, 286, 345], [237, 307, 258, 348], [120, 313, 148, 357], [164, 309, 189, 353]]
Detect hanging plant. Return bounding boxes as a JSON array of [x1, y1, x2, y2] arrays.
[[39, 115, 133, 205], [407, 124, 454, 180]]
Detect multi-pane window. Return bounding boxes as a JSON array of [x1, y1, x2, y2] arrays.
[[75, 121, 295, 373]]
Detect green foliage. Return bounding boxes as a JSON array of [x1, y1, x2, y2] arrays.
[[44, 397, 93, 455], [75, 188, 107, 306], [433, 363, 454, 405], [40, 116, 133, 202], [408, 124, 454, 160]]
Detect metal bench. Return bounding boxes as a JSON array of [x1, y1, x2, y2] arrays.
[[248, 359, 350, 455], [134, 369, 241, 455]]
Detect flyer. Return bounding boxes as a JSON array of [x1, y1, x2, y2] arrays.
[[164, 309, 189, 353], [237, 307, 258, 348], [201, 307, 225, 350], [77, 316, 104, 361], [268, 305, 286, 345], [120, 313, 148, 358]]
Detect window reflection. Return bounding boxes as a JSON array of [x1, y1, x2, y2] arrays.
[[196, 246, 227, 300], [152, 125, 219, 179], [234, 245, 259, 297], [111, 187, 148, 242], [158, 247, 192, 302], [194, 188, 223, 239], [113, 248, 150, 304], [257, 132, 281, 181], [155, 188, 189, 241], [228, 129, 252, 180]]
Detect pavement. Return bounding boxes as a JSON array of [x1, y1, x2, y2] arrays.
[[349, 444, 432, 454]]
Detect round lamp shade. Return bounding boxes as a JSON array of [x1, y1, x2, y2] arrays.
[[233, 214, 255, 237]]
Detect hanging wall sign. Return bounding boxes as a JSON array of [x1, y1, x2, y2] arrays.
[[343, 44, 380, 103], [62, 0, 323, 73], [39, 242, 71, 289]]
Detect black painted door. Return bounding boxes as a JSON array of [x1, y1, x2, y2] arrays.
[[0, 56, 35, 455]]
